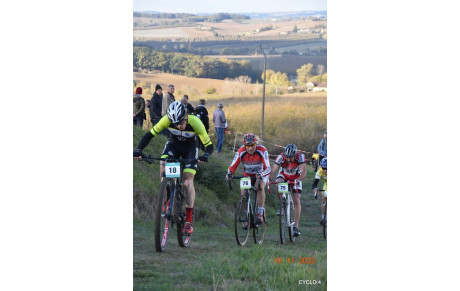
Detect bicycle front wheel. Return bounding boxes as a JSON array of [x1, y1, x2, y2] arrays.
[[279, 199, 287, 244], [288, 197, 296, 242], [177, 196, 194, 248], [253, 208, 266, 245], [234, 196, 250, 246], [154, 178, 173, 252]]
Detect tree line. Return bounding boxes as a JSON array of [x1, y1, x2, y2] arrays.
[[134, 46, 256, 80]]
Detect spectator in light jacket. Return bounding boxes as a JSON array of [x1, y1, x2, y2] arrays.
[[317, 130, 327, 163], [212, 103, 226, 153], [161, 84, 175, 116]]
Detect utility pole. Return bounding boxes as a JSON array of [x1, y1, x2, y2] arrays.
[[259, 45, 272, 143]]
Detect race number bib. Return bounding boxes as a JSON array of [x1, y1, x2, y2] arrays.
[[165, 162, 180, 178], [278, 183, 289, 193], [240, 177, 251, 189]]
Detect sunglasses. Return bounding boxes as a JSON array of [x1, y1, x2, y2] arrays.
[[245, 144, 256, 148], [172, 119, 187, 127], [322, 167, 327, 170]]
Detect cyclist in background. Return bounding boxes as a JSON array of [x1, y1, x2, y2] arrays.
[[226, 133, 271, 225], [270, 144, 307, 237], [133, 101, 213, 236], [312, 157, 327, 226]]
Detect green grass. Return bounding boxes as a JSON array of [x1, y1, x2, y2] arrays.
[[133, 125, 327, 290]]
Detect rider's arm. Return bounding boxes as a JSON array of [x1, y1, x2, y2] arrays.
[[189, 115, 213, 157], [228, 149, 242, 175], [270, 163, 280, 180], [259, 147, 271, 178], [136, 116, 169, 150], [298, 163, 307, 181]]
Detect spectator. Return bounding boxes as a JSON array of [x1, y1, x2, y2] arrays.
[[150, 84, 163, 126], [161, 84, 175, 117], [195, 99, 209, 133], [181, 95, 195, 114], [317, 130, 327, 164], [133, 87, 145, 127], [212, 103, 226, 153], [195, 99, 209, 152]]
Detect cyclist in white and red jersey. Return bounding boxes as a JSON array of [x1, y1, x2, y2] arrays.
[[226, 133, 271, 224], [270, 144, 307, 237]]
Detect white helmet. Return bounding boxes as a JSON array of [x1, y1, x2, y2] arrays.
[[167, 101, 186, 124]]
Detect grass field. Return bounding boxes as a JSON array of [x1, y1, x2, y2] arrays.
[[133, 126, 327, 290], [134, 72, 326, 154]]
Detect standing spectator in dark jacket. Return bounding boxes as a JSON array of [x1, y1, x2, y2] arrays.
[[150, 84, 163, 126], [133, 87, 145, 127], [212, 103, 226, 153], [181, 95, 195, 114], [161, 84, 175, 116], [195, 99, 209, 133]]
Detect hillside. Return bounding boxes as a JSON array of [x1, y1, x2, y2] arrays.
[[133, 125, 327, 289]]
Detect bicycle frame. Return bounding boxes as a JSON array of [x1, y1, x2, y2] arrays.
[[270, 180, 297, 243]]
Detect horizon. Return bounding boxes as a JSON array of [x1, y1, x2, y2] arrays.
[[133, 0, 326, 14]]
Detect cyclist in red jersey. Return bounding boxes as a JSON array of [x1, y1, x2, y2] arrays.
[[226, 133, 271, 225], [270, 144, 307, 237]]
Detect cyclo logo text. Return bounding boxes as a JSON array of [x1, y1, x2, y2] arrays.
[[299, 280, 321, 285]]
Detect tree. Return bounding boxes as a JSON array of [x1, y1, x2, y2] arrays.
[[317, 64, 326, 77], [296, 63, 314, 86]]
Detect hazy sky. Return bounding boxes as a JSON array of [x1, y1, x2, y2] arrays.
[[133, 0, 326, 13]]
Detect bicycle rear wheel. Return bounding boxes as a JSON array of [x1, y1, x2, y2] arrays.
[[253, 208, 266, 245], [279, 199, 287, 244], [288, 197, 296, 242], [234, 196, 250, 246], [177, 194, 194, 248], [154, 178, 173, 252]]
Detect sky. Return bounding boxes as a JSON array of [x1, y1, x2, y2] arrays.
[[133, 0, 326, 13]]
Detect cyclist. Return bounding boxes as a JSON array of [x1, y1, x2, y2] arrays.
[[270, 144, 307, 237], [133, 101, 213, 236], [226, 133, 271, 227], [312, 157, 327, 226]]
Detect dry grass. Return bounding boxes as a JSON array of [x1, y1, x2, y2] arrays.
[[134, 72, 326, 155]]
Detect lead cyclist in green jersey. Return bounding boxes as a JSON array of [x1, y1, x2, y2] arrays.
[[134, 101, 213, 236]]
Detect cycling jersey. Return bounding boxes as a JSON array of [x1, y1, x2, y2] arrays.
[[274, 152, 306, 181], [136, 114, 213, 175], [151, 115, 211, 146], [228, 145, 271, 181], [312, 168, 327, 190]]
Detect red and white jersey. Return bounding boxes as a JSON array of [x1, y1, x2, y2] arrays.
[[228, 145, 271, 178], [275, 152, 306, 180]]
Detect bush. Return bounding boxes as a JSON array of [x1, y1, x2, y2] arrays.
[[204, 87, 217, 94]]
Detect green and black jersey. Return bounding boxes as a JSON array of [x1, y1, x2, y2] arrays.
[[151, 115, 212, 147], [137, 115, 213, 155]]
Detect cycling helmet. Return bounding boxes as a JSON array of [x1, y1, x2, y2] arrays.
[[167, 101, 186, 124], [243, 133, 258, 145], [320, 157, 327, 169], [283, 144, 297, 158]]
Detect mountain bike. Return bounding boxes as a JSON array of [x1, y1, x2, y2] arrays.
[[139, 155, 198, 252], [269, 181, 298, 244], [228, 176, 266, 246]]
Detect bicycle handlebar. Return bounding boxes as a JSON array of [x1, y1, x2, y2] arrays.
[[139, 154, 198, 164]]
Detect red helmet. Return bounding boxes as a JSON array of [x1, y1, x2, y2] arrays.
[[243, 133, 258, 145]]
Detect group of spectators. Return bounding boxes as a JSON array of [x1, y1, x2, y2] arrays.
[[133, 84, 227, 152]]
